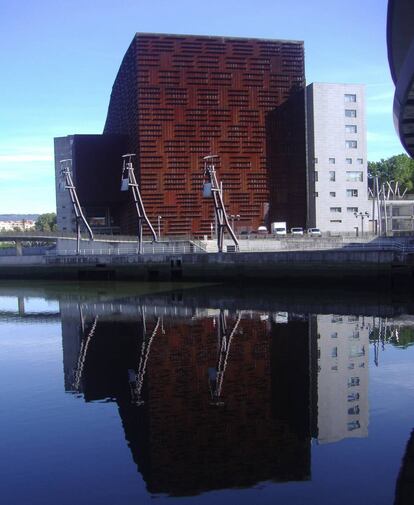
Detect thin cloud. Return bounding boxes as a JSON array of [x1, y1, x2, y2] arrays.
[[367, 90, 394, 102]]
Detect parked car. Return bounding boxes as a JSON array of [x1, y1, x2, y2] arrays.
[[307, 227, 322, 237], [257, 226, 268, 235], [290, 227, 304, 236]]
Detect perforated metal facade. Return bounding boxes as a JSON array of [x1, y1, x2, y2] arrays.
[[104, 33, 307, 236]]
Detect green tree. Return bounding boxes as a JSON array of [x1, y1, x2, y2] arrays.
[[35, 213, 57, 232], [368, 154, 414, 192]]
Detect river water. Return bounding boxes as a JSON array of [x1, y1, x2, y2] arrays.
[[1, 281, 414, 505]]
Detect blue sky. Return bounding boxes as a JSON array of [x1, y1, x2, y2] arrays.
[[0, 0, 402, 213]]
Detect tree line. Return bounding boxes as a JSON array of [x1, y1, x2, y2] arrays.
[[368, 153, 414, 192]]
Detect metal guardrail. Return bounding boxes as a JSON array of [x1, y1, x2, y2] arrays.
[[46, 242, 206, 257]]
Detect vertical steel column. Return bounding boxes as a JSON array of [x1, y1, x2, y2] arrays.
[[203, 155, 239, 253], [121, 154, 158, 254], [60, 159, 94, 254]]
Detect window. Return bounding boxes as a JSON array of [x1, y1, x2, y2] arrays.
[[347, 420, 361, 431], [348, 392, 360, 401], [348, 377, 360, 387], [346, 140, 358, 148], [330, 207, 342, 213], [345, 93, 357, 102], [346, 158, 352, 164], [357, 158, 363, 164], [345, 109, 357, 118], [347, 189, 358, 197], [350, 345, 365, 358], [330, 219, 342, 223], [314, 192, 318, 197], [331, 332, 338, 338], [348, 405, 360, 415], [330, 191, 336, 197], [329, 157, 336, 164], [314, 157, 318, 164], [314, 171, 318, 182], [347, 207, 358, 213], [329, 171, 336, 181], [346, 171, 363, 182], [345, 125, 357, 133], [331, 347, 338, 358]]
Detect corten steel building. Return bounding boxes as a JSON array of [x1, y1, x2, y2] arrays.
[[55, 33, 307, 236]]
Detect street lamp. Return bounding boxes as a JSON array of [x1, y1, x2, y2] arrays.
[[157, 216, 162, 239], [229, 214, 240, 232], [354, 211, 370, 236]]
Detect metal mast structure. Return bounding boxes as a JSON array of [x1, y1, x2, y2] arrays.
[[60, 159, 94, 254], [128, 308, 162, 406], [203, 155, 239, 253], [208, 310, 242, 406], [72, 311, 99, 392], [121, 154, 158, 254]]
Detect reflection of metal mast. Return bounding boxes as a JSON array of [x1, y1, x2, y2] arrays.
[[208, 310, 242, 405], [73, 314, 99, 392], [121, 154, 158, 254], [129, 311, 161, 406], [60, 159, 94, 254], [203, 155, 239, 253]]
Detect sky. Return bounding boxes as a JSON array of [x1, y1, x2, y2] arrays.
[[0, 0, 404, 213]]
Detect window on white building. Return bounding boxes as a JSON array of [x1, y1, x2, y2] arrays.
[[345, 94, 357, 102], [348, 377, 360, 387], [329, 171, 336, 181], [346, 140, 358, 148], [347, 207, 358, 213], [346, 158, 352, 164], [314, 157, 318, 164], [330, 191, 336, 197], [330, 207, 342, 213], [346, 171, 363, 182], [330, 219, 342, 223], [345, 125, 357, 133], [329, 157, 335, 164], [347, 189, 358, 197], [345, 109, 357, 118], [357, 158, 363, 164], [314, 171, 318, 181], [347, 420, 361, 431]]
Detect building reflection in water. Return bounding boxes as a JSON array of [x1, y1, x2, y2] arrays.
[[59, 292, 405, 497], [316, 314, 369, 444]]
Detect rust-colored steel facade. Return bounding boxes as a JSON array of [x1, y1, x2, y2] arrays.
[[104, 33, 306, 236]]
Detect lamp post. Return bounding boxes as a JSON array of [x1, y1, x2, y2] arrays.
[[354, 211, 369, 236], [229, 214, 240, 233], [157, 216, 162, 240]]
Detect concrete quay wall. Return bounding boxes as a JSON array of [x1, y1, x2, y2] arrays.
[[0, 250, 412, 287]]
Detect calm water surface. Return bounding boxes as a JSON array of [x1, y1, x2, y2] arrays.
[[1, 281, 414, 505]]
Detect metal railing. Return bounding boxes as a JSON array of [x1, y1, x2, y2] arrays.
[[46, 241, 206, 257]]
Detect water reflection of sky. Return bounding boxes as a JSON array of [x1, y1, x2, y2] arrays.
[[0, 284, 414, 505]]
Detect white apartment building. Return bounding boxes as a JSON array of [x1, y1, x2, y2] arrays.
[[307, 83, 371, 233]]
